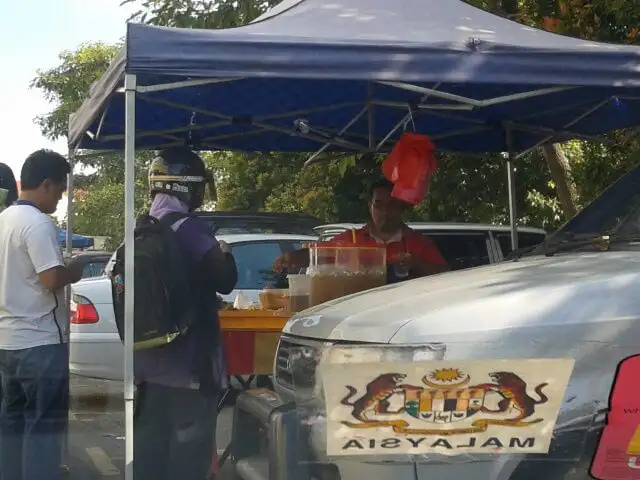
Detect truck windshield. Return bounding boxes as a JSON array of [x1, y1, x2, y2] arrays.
[[532, 164, 640, 254]]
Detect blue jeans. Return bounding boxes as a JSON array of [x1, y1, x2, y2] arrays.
[[0, 343, 69, 480]]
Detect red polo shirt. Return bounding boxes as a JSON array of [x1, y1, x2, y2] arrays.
[[327, 225, 447, 266]]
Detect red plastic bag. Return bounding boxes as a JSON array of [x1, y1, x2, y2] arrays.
[[381, 133, 437, 205]]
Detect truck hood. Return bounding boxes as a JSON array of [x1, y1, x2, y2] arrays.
[[282, 251, 640, 343]]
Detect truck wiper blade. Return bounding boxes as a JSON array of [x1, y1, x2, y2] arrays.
[[543, 231, 640, 256], [507, 244, 540, 261], [543, 233, 612, 257], [509, 230, 640, 260], [607, 232, 640, 245]]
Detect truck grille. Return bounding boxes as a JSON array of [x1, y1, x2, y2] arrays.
[[275, 336, 324, 391]]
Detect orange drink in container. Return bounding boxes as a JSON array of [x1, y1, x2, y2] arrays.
[[307, 241, 386, 306]]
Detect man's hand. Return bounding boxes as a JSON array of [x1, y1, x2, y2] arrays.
[[273, 250, 310, 273], [392, 252, 414, 271], [391, 253, 449, 277], [273, 252, 293, 272], [218, 240, 232, 254], [67, 261, 85, 284]]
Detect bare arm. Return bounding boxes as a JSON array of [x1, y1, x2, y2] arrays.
[[39, 263, 84, 291], [26, 220, 83, 291]]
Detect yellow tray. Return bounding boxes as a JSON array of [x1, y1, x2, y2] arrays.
[[219, 310, 289, 332]]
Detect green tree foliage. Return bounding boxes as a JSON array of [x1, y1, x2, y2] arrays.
[[123, 0, 281, 28], [31, 43, 119, 142], [31, 43, 161, 247], [72, 180, 150, 251]]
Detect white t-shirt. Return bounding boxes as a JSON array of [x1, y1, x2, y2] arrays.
[[0, 204, 68, 349]]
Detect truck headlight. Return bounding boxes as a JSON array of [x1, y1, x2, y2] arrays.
[[288, 342, 448, 462]]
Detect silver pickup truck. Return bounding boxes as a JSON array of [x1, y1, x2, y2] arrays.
[[229, 164, 640, 480]]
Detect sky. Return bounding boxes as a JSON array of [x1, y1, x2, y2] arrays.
[[0, 0, 136, 218]]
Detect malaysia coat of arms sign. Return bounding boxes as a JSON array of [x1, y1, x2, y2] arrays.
[[318, 356, 574, 457]]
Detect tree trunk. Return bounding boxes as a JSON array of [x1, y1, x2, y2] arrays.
[[540, 143, 578, 219]]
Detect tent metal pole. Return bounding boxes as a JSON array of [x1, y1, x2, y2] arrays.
[[515, 97, 612, 160], [375, 88, 437, 152], [123, 73, 137, 480], [377, 81, 573, 108], [61, 145, 75, 473], [130, 76, 241, 94], [65, 149, 75, 260], [304, 106, 369, 165], [505, 128, 518, 251]]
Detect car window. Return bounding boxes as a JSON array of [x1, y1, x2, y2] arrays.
[[231, 242, 284, 290], [426, 232, 491, 270], [82, 261, 108, 279], [285, 241, 309, 252], [495, 231, 547, 256]]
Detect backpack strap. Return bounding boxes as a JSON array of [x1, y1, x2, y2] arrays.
[[154, 212, 192, 229]]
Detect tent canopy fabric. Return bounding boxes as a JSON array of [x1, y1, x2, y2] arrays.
[[58, 230, 94, 249], [68, 0, 640, 154]]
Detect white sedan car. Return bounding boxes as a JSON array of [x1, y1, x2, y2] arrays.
[[69, 233, 316, 380]]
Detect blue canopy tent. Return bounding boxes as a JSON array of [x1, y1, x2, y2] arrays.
[[68, 0, 640, 156], [57, 229, 94, 249], [66, 1, 640, 476]]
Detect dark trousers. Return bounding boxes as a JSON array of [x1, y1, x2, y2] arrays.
[[134, 382, 219, 480], [0, 343, 69, 480]]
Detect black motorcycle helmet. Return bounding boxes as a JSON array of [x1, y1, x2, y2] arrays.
[[0, 162, 18, 210], [148, 147, 216, 210]]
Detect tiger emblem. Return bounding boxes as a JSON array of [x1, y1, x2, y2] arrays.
[[340, 373, 408, 422]]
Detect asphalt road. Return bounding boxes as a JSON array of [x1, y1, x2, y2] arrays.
[[67, 375, 235, 479]]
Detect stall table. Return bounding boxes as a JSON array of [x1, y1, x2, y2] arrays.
[[214, 310, 290, 472], [220, 309, 289, 377]]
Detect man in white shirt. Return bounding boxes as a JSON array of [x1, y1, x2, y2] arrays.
[[0, 150, 83, 480]]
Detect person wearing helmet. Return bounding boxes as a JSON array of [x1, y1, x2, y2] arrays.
[[133, 147, 237, 480], [0, 162, 18, 211]]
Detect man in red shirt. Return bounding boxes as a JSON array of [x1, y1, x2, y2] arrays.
[[274, 179, 449, 282]]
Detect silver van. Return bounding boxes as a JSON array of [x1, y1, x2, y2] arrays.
[[230, 165, 640, 480]]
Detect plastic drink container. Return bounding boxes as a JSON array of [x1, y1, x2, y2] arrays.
[[287, 274, 311, 312]]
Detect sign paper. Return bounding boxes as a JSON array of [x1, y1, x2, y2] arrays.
[[318, 357, 574, 457]]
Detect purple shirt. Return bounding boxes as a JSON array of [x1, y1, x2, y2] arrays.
[[134, 194, 227, 390]]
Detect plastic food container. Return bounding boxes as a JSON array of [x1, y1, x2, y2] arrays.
[[307, 243, 386, 306], [258, 288, 289, 310], [287, 274, 311, 312]]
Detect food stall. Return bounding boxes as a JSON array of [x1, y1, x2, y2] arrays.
[[221, 310, 288, 378], [221, 242, 387, 382], [64, 0, 640, 478]]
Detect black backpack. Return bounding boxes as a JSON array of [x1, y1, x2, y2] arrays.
[[110, 212, 197, 351]]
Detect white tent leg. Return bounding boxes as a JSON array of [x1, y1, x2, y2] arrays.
[[65, 150, 75, 259], [61, 147, 75, 473], [123, 73, 137, 480]]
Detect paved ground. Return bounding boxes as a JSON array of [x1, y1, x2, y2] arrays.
[[66, 375, 236, 479]]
